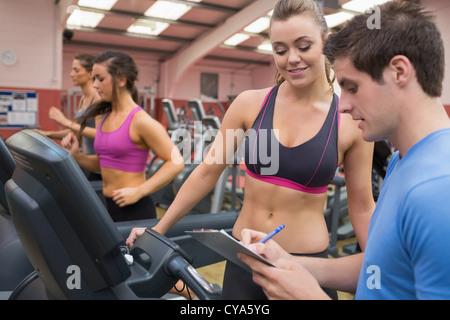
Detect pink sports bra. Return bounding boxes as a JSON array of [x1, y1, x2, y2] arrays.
[[94, 107, 149, 173]]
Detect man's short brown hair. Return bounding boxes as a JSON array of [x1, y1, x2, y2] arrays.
[[323, 0, 445, 97]]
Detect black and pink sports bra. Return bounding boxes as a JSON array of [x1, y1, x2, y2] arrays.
[[244, 85, 339, 194]]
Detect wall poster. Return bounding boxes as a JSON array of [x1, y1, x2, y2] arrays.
[[0, 90, 38, 127], [200, 73, 218, 101]]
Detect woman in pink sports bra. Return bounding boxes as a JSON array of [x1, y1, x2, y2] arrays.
[[62, 51, 184, 222], [127, 0, 376, 299]]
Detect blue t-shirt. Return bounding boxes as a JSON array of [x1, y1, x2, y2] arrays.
[[356, 129, 450, 300]]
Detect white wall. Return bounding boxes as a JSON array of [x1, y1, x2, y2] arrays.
[[62, 45, 160, 92], [63, 43, 277, 101], [422, 0, 450, 105], [173, 65, 261, 102], [0, 0, 62, 90], [433, 4, 450, 105]]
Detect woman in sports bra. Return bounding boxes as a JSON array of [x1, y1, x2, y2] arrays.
[[62, 51, 184, 222], [127, 0, 375, 299]]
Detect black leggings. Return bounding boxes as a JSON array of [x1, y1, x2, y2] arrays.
[[221, 250, 338, 300], [105, 195, 156, 222]]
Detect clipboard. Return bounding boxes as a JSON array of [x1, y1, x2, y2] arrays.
[[185, 229, 275, 273]]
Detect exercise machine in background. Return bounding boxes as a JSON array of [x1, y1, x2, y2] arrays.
[[152, 98, 244, 215], [326, 140, 393, 257]]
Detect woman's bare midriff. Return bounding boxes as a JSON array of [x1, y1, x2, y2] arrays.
[[233, 174, 330, 254], [101, 167, 146, 197]]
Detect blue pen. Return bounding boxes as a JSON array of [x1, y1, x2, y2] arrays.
[[258, 224, 285, 243]]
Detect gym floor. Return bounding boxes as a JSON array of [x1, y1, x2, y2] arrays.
[[155, 207, 356, 300]]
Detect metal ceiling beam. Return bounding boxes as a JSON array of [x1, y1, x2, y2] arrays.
[[69, 26, 192, 43], [64, 40, 271, 67], [161, 0, 278, 97], [163, 0, 240, 14], [220, 44, 272, 55], [204, 55, 271, 66], [64, 40, 175, 56], [77, 6, 215, 28]]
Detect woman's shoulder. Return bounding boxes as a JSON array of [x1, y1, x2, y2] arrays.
[[224, 87, 275, 129], [227, 87, 274, 115], [130, 106, 168, 143], [234, 87, 274, 104], [338, 111, 374, 163], [132, 106, 156, 125]]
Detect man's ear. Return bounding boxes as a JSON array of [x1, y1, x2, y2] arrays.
[[389, 55, 413, 87]]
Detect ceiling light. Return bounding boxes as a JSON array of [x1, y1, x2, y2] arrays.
[[144, 1, 192, 20], [342, 0, 391, 13], [66, 10, 105, 28], [77, 0, 117, 10], [325, 12, 354, 28], [127, 19, 170, 36], [257, 41, 273, 53], [224, 33, 250, 46], [244, 17, 270, 33]]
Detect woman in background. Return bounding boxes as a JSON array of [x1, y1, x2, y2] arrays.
[[37, 54, 99, 151], [62, 51, 184, 222]]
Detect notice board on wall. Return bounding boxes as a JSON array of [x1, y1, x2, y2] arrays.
[[0, 90, 38, 128]]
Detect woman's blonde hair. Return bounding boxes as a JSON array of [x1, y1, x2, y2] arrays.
[[271, 0, 335, 90]]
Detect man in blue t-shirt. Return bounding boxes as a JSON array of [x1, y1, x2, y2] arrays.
[[238, 0, 450, 299], [355, 129, 450, 299]]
